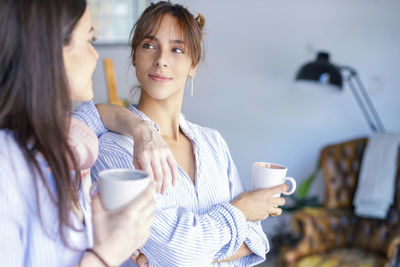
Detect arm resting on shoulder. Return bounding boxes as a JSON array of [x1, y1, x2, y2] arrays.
[[72, 101, 152, 139], [95, 103, 155, 138]]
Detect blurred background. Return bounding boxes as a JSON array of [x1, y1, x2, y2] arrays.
[[92, 0, 400, 236]]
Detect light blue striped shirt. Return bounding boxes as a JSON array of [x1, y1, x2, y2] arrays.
[[74, 101, 269, 267], [0, 130, 93, 267]]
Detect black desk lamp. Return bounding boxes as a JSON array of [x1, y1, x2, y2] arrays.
[[295, 51, 385, 133]]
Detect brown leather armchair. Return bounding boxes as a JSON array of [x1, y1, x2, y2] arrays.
[[284, 138, 400, 267]]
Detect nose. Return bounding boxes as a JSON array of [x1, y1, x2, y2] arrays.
[[154, 48, 168, 68]]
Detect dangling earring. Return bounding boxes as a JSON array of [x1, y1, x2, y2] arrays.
[[189, 73, 196, 96]]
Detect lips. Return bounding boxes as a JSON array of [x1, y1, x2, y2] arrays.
[[149, 74, 172, 82]]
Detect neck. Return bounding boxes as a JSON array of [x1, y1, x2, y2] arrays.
[[137, 90, 183, 140]]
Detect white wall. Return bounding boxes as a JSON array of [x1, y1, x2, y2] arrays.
[[92, 0, 400, 235]]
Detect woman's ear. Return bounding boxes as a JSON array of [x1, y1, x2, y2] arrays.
[[189, 65, 198, 77]]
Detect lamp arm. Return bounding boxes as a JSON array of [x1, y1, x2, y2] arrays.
[[353, 74, 385, 132], [339, 66, 385, 133]]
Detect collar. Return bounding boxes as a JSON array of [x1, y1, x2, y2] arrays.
[[128, 105, 192, 139]]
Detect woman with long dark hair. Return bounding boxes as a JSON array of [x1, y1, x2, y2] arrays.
[[0, 0, 163, 266]]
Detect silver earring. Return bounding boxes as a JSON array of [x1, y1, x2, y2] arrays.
[[189, 73, 196, 96]]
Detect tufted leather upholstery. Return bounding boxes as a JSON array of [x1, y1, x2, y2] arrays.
[[284, 138, 400, 266]]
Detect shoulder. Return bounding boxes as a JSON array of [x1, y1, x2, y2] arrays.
[[92, 132, 135, 180], [71, 101, 97, 121], [98, 131, 133, 154], [0, 130, 25, 171], [0, 130, 51, 194], [72, 101, 107, 137], [98, 132, 134, 160], [0, 130, 34, 211]]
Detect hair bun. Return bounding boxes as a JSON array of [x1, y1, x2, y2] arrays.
[[195, 13, 205, 30]]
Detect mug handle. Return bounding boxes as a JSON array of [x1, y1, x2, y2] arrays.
[[282, 177, 296, 195]]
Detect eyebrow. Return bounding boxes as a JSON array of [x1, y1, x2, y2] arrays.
[[144, 35, 185, 44]]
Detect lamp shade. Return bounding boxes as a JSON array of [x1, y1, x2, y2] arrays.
[[295, 52, 343, 88]]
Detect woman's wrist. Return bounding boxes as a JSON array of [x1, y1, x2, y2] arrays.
[[130, 120, 159, 140]]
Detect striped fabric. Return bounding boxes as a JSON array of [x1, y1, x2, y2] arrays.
[[0, 130, 92, 267], [74, 101, 269, 267]]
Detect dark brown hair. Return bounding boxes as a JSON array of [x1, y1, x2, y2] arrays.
[[130, 1, 205, 67], [0, 0, 86, 246]]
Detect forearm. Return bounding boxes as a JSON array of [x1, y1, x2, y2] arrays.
[[96, 103, 151, 137], [141, 203, 248, 266], [214, 242, 252, 263]]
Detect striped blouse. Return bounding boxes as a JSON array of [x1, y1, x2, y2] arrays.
[[0, 130, 93, 266], [74, 101, 269, 267]]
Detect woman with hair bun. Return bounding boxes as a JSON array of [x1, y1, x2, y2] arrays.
[[76, 1, 289, 266]]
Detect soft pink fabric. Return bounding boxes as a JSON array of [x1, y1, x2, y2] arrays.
[[67, 118, 99, 171]]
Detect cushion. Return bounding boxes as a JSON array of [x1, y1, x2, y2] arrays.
[[296, 248, 386, 267]]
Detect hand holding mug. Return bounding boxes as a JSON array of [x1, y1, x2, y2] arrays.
[[231, 184, 288, 221], [90, 180, 155, 266], [252, 162, 296, 216], [232, 162, 296, 221], [252, 162, 296, 195], [85, 169, 155, 266]]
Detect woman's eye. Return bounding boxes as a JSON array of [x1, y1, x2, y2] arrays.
[[143, 43, 155, 49], [172, 48, 184, 54]]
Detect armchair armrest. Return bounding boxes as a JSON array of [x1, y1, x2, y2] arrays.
[[387, 235, 400, 267], [284, 207, 355, 264]]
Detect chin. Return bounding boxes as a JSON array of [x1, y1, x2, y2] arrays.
[[142, 85, 180, 100], [145, 91, 175, 101]]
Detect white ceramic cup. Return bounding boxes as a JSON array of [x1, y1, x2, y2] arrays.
[[252, 162, 296, 197], [97, 168, 150, 210]]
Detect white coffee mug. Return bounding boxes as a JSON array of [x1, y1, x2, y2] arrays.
[[252, 162, 296, 197], [97, 168, 150, 210]]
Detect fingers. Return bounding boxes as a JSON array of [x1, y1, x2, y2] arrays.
[[124, 182, 156, 213], [137, 198, 156, 221], [131, 251, 149, 267], [269, 203, 283, 217], [137, 254, 149, 267], [270, 197, 285, 217], [134, 151, 157, 190], [131, 253, 139, 264], [132, 135, 177, 194], [274, 197, 286, 206], [270, 208, 282, 217], [259, 183, 289, 195], [90, 193, 105, 214], [151, 160, 163, 193], [133, 156, 140, 170], [167, 156, 178, 186], [160, 161, 171, 194], [142, 162, 155, 186]]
